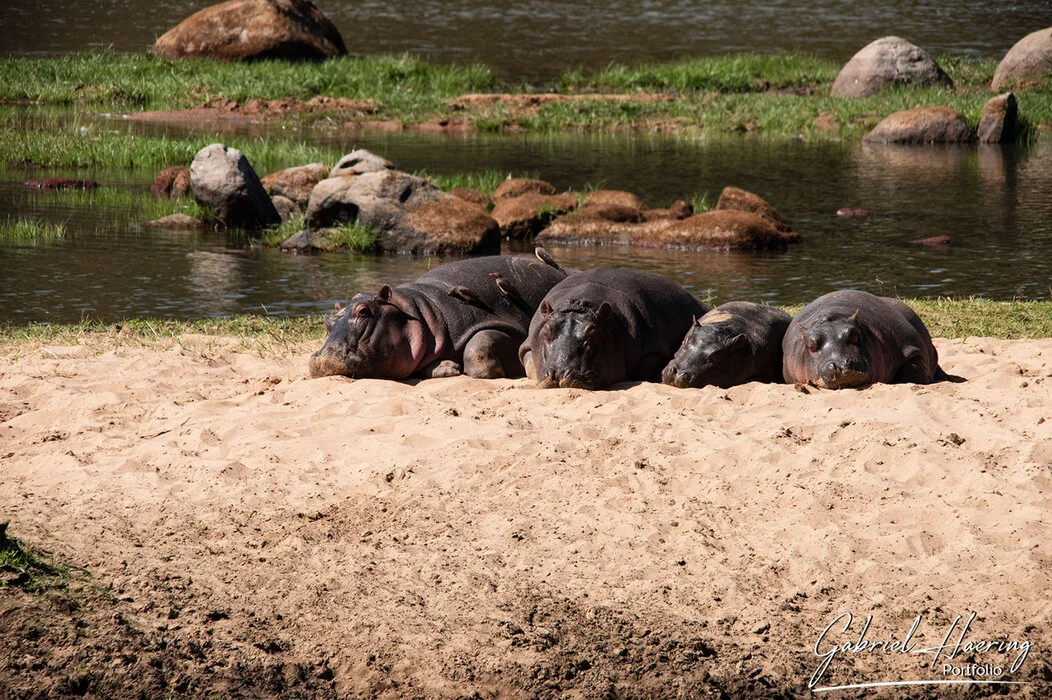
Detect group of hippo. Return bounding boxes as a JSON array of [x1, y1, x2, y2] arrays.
[[309, 253, 942, 390]]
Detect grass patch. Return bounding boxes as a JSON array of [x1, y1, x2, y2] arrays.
[[0, 523, 68, 593], [426, 170, 513, 195], [318, 220, 378, 252], [257, 211, 304, 247], [0, 217, 68, 244]]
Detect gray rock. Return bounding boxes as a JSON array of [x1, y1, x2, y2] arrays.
[[978, 93, 1019, 144], [260, 162, 328, 207], [831, 36, 953, 98], [329, 149, 394, 178], [863, 107, 975, 144], [190, 143, 281, 229], [992, 28, 1052, 91], [142, 213, 206, 231], [304, 170, 444, 229]]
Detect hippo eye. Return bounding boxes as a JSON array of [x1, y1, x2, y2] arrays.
[[353, 303, 373, 321]]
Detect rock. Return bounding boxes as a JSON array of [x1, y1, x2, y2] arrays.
[[992, 28, 1052, 91], [304, 170, 444, 229], [978, 93, 1019, 144], [863, 107, 975, 144], [581, 190, 645, 211], [24, 178, 99, 190], [538, 210, 799, 251], [715, 187, 791, 233], [271, 195, 300, 221], [831, 36, 953, 98], [328, 150, 394, 179], [491, 193, 579, 239], [141, 214, 206, 231], [260, 162, 328, 207], [492, 178, 556, 201], [151, 166, 192, 198], [642, 200, 694, 221], [279, 229, 315, 252], [909, 236, 951, 246], [448, 188, 492, 209], [190, 143, 281, 229], [384, 198, 500, 256], [151, 0, 347, 62], [575, 202, 642, 223]]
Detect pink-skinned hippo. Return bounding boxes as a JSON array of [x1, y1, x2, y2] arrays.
[[309, 255, 568, 380], [520, 267, 711, 390], [662, 302, 791, 388], [782, 290, 941, 389]]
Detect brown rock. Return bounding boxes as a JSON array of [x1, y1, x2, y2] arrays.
[[391, 198, 501, 256], [151, 0, 347, 62], [992, 28, 1052, 91], [141, 214, 206, 231], [715, 187, 791, 233], [978, 93, 1019, 144], [491, 193, 578, 239], [492, 178, 556, 201], [831, 36, 953, 97], [581, 190, 645, 211], [271, 194, 300, 221], [570, 203, 642, 224], [538, 210, 799, 251], [260, 163, 328, 207], [447, 188, 492, 209], [151, 166, 192, 199], [864, 107, 976, 144], [641, 200, 694, 222]]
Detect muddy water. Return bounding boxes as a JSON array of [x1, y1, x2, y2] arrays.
[[2, 113, 1051, 324], [3, 1, 1052, 82]]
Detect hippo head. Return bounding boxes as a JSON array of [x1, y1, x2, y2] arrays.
[[309, 286, 419, 379], [532, 299, 623, 390], [793, 311, 875, 389], [662, 313, 748, 389]]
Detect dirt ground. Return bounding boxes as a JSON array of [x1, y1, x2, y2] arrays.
[[1, 335, 1050, 698]]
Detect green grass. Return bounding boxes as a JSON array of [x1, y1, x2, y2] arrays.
[[0, 217, 68, 244], [0, 523, 67, 593], [317, 220, 378, 252]]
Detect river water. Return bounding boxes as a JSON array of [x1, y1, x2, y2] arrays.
[[3, 1, 1052, 83], [2, 115, 1050, 323]]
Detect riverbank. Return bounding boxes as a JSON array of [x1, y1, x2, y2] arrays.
[[2, 51, 1050, 142], [1, 322, 1049, 696]]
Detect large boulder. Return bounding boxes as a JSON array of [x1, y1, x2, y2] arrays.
[[151, 0, 347, 62], [863, 106, 975, 144], [260, 162, 328, 207], [385, 198, 500, 255], [190, 143, 281, 229], [538, 210, 799, 251], [831, 37, 953, 98], [491, 193, 579, 239], [304, 170, 445, 228], [978, 93, 1019, 144], [992, 28, 1052, 91], [328, 149, 394, 178], [715, 186, 791, 233]]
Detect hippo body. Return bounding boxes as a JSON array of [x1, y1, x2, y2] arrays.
[[782, 290, 940, 389], [309, 256, 568, 380], [662, 302, 791, 388], [520, 267, 711, 389]]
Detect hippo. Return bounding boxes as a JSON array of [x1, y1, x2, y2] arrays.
[[309, 255, 568, 380], [782, 290, 941, 389], [520, 267, 711, 389], [662, 302, 792, 388]]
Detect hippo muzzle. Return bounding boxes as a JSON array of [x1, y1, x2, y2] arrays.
[[661, 364, 697, 388]]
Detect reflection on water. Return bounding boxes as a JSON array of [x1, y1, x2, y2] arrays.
[[2, 122, 1051, 323], [3, 0, 1052, 82]]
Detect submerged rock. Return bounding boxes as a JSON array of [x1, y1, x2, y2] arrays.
[[831, 36, 953, 97], [151, 0, 347, 61], [24, 178, 99, 191], [863, 107, 975, 144], [142, 214, 207, 231]]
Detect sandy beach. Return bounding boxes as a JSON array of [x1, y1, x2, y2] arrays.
[[1, 334, 1049, 697]]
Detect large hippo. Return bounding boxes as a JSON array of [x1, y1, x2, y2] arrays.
[[662, 302, 791, 388], [782, 290, 940, 389], [520, 267, 711, 389], [309, 255, 568, 379]]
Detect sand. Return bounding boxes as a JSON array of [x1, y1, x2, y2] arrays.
[[1, 335, 1049, 697]]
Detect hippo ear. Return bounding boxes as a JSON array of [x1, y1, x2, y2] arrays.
[[848, 309, 860, 324], [595, 301, 614, 325], [377, 285, 392, 303], [730, 333, 748, 350], [540, 300, 552, 318]]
